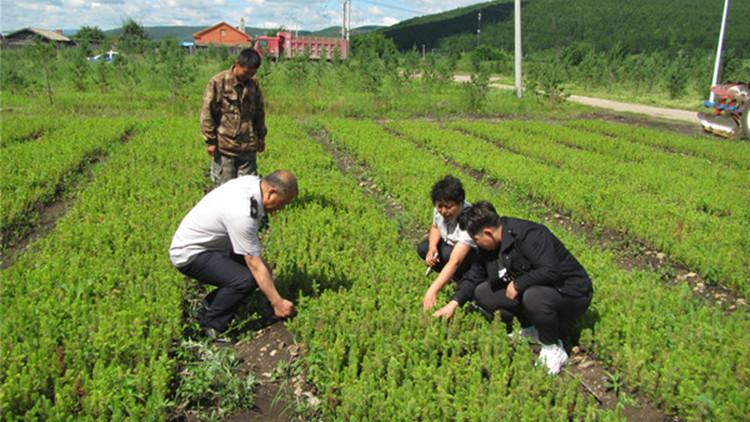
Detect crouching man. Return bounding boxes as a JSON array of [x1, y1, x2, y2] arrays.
[[169, 170, 298, 342], [433, 201, 593, 374]]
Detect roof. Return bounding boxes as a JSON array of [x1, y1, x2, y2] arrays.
[[6, 27, 73, 42], [193, 21, 251, 42]]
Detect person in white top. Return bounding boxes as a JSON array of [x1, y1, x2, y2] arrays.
[[416, 176, 477, 314], [169, 170, 297, 341]]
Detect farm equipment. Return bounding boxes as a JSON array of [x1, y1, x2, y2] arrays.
[[697, 82, 750, 139], [254, 31, 349, 61]]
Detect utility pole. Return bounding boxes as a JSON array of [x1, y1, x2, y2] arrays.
[[514, 0, 523, 98], [477, 10, 482, 48], [709, 0, 730, 102], [342, 0, 352, 40]]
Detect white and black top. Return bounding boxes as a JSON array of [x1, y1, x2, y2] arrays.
[[433, 201, 476, 248], [170, 175, 265, 267]]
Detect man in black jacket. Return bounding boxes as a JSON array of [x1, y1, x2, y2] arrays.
[[433, 201, 593, 374]]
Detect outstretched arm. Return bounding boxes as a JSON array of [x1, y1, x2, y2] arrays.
[[244, 255, 295, 318], [422, 243, 471, 309]]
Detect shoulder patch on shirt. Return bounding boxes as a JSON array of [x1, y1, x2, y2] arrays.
[[250, 197, 259, 219]]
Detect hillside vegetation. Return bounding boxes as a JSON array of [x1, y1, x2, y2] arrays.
[[380, 0, 749, 56]]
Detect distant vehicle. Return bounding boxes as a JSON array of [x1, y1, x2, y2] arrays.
[[87, 50, 119, 63], [253, 31, 348, 61], [697, 82, 750, 139]]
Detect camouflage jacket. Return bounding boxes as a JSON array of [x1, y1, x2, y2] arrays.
[[200, 67, 267, 157]]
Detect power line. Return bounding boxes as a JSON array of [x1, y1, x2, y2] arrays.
[[357, 0, 427, 16]]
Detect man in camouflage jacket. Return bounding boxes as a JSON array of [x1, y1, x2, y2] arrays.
[[200, 48, 267, 186]]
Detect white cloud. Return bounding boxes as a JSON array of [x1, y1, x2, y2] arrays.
[[382, 16, 400, 26], [0, 0, 475, 33]]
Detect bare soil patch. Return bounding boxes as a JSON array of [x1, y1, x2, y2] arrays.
[[226, 322, 315, 422], [565, 347, 676, 421]]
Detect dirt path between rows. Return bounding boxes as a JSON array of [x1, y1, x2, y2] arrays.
[[453, 74, 698, 123], [225, 322, 313, 422]]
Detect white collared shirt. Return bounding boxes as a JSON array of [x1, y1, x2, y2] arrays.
[[433, 201, 476, 248], [169, 175, 265, 267]]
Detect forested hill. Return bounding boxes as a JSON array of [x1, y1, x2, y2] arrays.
[[381, 0, 750, 55]]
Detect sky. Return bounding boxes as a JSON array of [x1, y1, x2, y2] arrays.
[[0, 0, 482, 33]]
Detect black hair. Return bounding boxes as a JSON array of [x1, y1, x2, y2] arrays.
[[237, 48, 262, 69], [430, 175, 465, 205], [458, 200, 501, 236]]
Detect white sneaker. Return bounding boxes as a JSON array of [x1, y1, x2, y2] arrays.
[[538, 340, 568, 375]]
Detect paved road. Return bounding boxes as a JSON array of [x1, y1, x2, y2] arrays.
[[453, 74, 698, 124]]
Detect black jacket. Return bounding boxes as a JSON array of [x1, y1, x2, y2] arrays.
[[453, 217, 592, 305]]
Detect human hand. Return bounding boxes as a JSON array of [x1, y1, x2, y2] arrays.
[[432, 300, 458, 319], [206, 144, 217, 156], [273, 299, 296, 318], [422, 289, 438, 310], [425, 249, 439, 267], [505, 281, 518, 300]]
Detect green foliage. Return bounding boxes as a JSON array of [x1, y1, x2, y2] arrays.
[[0, 115, 62, 147], [463, 67, 491, 112], [666, 54, 689, 99], [0, 119, 205, 418], [157, 40, 196, 102], [74, 25, 107, 47], [376, 119, 750, 420], [67, 42, 91, 92], [259, 117, 614, 420], [172, 340, 255, 421], [30, 38, 57, 105], [0, 118, 131, 248], [433, 0, 750, 57], [119, 18, 150, 53], [525, 56, 567, 101], [351, 33, 398, 59], [382, 0, 513, 51]]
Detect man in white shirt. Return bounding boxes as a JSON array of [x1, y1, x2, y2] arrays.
[[170, 170, 297, 341]]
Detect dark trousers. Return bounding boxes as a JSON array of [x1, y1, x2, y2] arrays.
[[473, 282, 592, 345], [177, 251, 258, 332], [416, 239, 475, 281]]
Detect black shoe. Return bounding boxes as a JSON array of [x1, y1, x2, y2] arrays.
[[202, 327, 232, 344]]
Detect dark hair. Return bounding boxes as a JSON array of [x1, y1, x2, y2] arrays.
[[458, 201, 501, 236], [430, 175, 465, 205], [237, 48, 262, 68]]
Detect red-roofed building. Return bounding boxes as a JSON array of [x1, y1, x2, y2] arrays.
[[193, 22, 252, 48]]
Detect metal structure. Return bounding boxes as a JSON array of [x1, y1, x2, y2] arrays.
[[342, 0, 352, 41], [514, 0, 522, 98], [697, 0, 749, 139], [698, 83, 750, 139]]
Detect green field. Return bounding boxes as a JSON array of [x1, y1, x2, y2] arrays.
[[1, 44, 749, 421]]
